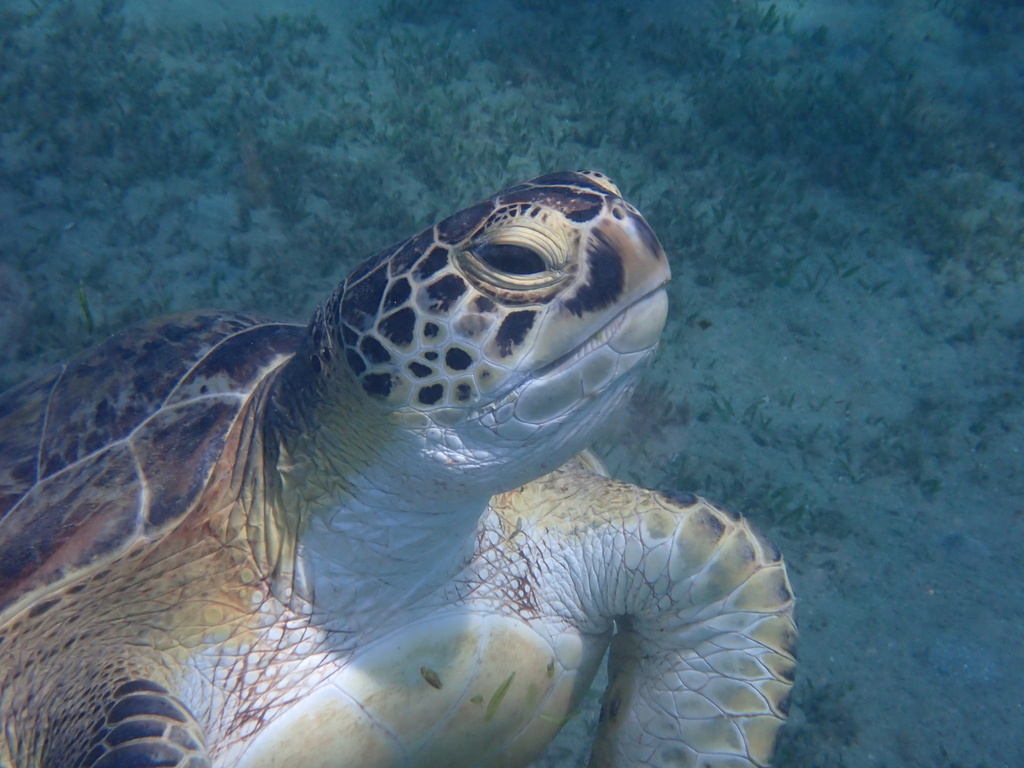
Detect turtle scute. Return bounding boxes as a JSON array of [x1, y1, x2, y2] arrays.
[[0, 312, 304, 617]]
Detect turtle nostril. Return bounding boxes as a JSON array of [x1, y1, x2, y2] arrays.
[[472, 243, 546, 275]]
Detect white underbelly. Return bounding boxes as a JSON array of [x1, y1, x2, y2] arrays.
[[224, 611, 606, 768]]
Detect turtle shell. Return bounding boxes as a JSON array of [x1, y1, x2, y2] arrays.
[[0, 311, 303, 620]]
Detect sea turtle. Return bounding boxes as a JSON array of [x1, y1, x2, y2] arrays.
[[0, 171, 795, 768]]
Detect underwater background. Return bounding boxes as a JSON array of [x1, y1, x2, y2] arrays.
[[0, 0, 1021, 765]]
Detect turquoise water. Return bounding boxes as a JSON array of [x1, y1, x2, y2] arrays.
[[0, 0, 1021, 765]]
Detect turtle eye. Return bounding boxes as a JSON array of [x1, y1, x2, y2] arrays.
[[471, 243, 546, 275], [455, 221, 568, 296]]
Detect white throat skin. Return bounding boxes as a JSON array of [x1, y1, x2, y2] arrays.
[[268, 384, 487, 634], [279, 363, 638, 637], [296, 442, 491, 635]]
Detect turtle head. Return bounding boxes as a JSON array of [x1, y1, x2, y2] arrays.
[[308, 171, 670, 490]]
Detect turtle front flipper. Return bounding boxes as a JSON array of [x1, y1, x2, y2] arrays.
[[494, 463, 796, 768], [77, 680, 211, 768]]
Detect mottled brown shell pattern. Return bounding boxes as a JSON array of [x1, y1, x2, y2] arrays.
[[0, 312, 303, 617]]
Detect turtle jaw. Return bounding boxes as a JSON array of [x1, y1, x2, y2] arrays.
[[398, 284, 668, 493], [480, 285, 669, 435], [533, 284, 669, 382]]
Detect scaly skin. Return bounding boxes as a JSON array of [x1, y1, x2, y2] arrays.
[[493, 461, 797, 768], [0, 458, 795, 768], [225, 458, 797, 768]]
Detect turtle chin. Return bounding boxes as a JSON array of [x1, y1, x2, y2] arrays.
[[412, 287, 668, 492]]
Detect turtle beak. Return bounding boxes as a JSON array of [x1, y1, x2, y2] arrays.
[[599, 206, 671, 355], [608, 287, 669, 356], [521, 203, 671, 374]]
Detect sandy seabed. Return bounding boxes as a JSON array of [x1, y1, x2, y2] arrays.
[[1, 0, 1021, 766]]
